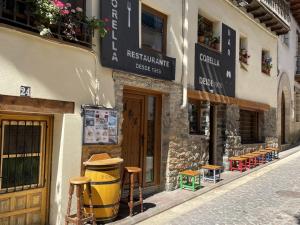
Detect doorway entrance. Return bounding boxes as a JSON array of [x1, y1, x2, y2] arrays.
[[281, 92, 286, 144], [208, 104, 226, 166], [0, 113, 52, 225], [122, 89, 162, 187]]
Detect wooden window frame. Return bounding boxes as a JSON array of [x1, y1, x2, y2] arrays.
[[240, 109, 261, 144], [141, 4, 167, 55]]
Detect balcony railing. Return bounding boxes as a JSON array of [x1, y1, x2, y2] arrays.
[[260, 0, 290, 26], [0, 0, 93, 47], [234, 0, 290, 35]]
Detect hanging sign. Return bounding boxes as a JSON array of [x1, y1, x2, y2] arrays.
[[100, 0, 176, 81], [82, 106, 118, 145], [195, 24, 236, 97]]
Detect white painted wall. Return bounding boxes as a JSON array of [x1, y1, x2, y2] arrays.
[[186, 0, 278, 107], [49, 114, 83, 225], [278, 16, 300, 142], [0, 27, 114, 224]]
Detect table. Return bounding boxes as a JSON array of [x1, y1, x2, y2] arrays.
[[265, 147, 280, 159], [258, 149, 274, 162], [202, 165, 222, 184], [179, 170, 201, 191], [240, 154, 257, 169], [229, 156, 247, 172]]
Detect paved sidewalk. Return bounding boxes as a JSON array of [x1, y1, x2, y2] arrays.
[[140, 146, 300, 225], [108, 146, 300, 225]]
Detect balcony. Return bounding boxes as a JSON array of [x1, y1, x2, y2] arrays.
[[0, 0, 93, 47], [233, 0, 290, 35], [289, 0, 300, 27]]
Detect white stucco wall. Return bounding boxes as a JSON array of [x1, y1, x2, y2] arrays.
[[0, 26, 115, 224], [278, 16, 300, 142], [186, 0, 278, 107], [49, 114, 83, 225]]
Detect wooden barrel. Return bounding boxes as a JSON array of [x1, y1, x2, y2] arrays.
[[83, 164, 121, 223]]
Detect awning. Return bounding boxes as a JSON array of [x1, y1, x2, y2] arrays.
[[188, 90, 270, 111]]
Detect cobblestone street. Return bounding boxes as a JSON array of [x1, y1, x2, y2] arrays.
[[140, 150, 300, 225]]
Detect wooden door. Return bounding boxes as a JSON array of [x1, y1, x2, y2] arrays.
[[281, 93, 286, 144], [0, 114, 52, 225], [122, 93, 145, 169], [122, 90, 162, 186]]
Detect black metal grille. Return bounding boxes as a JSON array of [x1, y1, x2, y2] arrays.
[[0, 120, 47, 194], [0, 0, 93, 47]]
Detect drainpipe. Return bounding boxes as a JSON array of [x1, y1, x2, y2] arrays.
[[181, 0, 188, 109]]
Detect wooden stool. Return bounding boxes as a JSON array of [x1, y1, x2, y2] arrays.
[[179, 170, 201, 191], [201, 165, 222, 184], [229, 156, 247, 172], [65, 177, 95, 225], [121, 167, 143, 217]]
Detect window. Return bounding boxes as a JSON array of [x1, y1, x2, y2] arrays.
[[0, 120, 46, 192], [188, 100, 210, 135], [142, 5, 167, 54], [240, 110, 261, 144], [239, 36, 250, 64], [198, 15, 220, 51], [261, 50, 272, 75], [282, 32, 289, 47]]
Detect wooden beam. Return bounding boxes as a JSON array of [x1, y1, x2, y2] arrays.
[[253, 12, 268, 18], [0, 95, 75, 114], [265, 21, 278, 27], [259, 16, 273, 23], [187, 90, 270, 111]]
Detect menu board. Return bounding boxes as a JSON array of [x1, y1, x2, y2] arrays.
[[82, 107, 118, 145]]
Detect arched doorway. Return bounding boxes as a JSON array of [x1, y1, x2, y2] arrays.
[[277, 73, 291, 145], [281, 92, 286, 144]]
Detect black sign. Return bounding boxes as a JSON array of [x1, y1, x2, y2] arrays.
[[100, 0, 176, 80], [20, 86, 31, 97], [195, 24, 236, 97]]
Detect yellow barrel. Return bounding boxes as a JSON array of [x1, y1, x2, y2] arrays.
[[83, 163, 121, 223]]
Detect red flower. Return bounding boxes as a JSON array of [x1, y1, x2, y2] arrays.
[[104, 17, 109, 23], [52, 0, 65, 9], [60, 9, 70, 15]]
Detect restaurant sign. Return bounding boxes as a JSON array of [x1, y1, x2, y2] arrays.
[[195, 24, 236, 97], [100, 0, 176, 81]]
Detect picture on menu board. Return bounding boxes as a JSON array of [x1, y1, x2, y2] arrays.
[[83, 107, 118, 145]]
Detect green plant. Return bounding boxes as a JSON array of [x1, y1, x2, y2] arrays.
[[211, 36, 220, 44], [29, 0, 108, 40]]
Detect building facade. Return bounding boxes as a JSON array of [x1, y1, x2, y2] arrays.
[[277, 2, 300, 147], [0, 0, 293, 224]]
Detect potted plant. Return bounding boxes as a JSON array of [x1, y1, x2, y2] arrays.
[[239, 49, 250, 64], [204, 31, 213, 46], [262, 56, 272, 74], [211, 36, 220, 50], [31, 0, 109, 40]]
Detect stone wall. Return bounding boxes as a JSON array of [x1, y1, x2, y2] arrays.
[[112, 72, 211, 191], [113, 72, 188, 191], [264, 107, 277, 138]]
